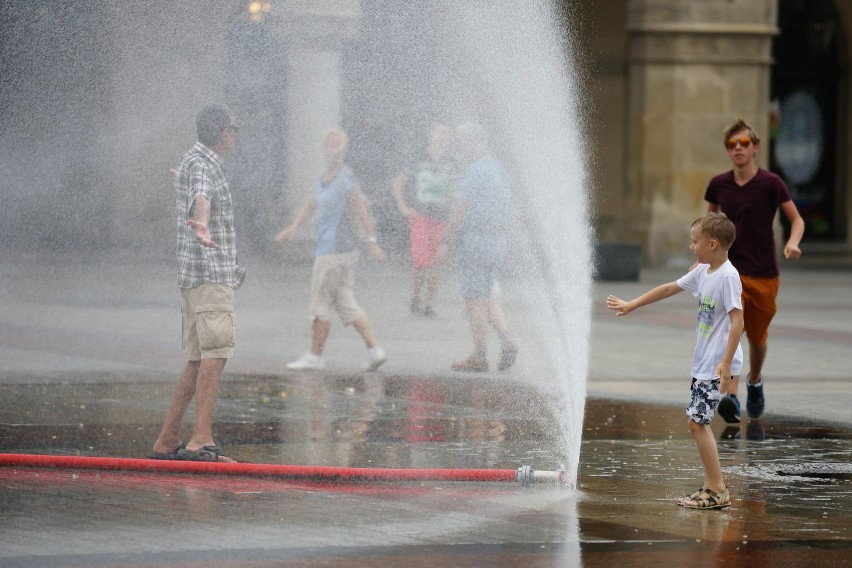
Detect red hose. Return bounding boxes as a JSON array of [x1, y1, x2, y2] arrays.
[[0, 453, 519, 482]]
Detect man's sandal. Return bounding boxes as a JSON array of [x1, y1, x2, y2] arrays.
[[176, 445, 233, 463], [680, 488, 731, 509]]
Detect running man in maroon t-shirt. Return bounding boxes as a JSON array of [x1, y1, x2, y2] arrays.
[[704, 117, 805, 424]]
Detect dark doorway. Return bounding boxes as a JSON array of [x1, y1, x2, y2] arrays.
[[224, 9, 288, 253], [771, 0, 846, 242]]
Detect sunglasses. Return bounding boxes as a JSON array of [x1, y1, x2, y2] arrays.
[[725, 136, 752, 149]]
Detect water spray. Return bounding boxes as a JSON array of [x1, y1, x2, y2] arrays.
[[0, 454, 566, 486]]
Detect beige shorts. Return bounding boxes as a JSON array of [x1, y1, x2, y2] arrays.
[[181, 283, 236, 361], [309, 251, 365, 325]]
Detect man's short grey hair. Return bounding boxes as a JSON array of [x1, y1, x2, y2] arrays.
[[197, 105, 235, 147], [455, 122, 488, 147]]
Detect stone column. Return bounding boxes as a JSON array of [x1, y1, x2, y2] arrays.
[[623, 0, 778, 266], [266, 1, 361, 250]]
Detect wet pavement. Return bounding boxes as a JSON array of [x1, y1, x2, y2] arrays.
[[2, 375, 851, 567], [1, 253, 851, 566]]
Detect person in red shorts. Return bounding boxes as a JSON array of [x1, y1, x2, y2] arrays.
[[704, 117, 805, 423], [392, 124, 457, 317]]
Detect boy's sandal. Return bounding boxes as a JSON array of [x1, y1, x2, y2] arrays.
[[681, 488, 730, 509], [677, 487, 705, 504]]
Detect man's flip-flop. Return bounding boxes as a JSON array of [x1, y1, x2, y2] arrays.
[[176, 444, 231, 462], [146, 442, 186, 460]]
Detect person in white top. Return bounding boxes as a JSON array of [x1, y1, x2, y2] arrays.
[[606, 213, 744, 510]]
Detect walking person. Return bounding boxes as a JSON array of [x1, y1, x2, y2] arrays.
[[391, 123, 457, 317], [442, 123, 517, 372], [705, 117, 805, 423], [607, 213, 743, 509], [149, 105, 244, 463], [276, 129, 388, 372]]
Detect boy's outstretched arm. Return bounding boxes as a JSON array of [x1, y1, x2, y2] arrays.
[[606, 281, 682, 317], [275, 197, 314, 243], [715, 307, 744, 394]]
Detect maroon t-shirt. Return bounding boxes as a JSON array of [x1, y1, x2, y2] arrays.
[[704, 168, 792, 278]]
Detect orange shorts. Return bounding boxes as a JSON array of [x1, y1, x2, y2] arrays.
[[410, 213, 449, 269], [740, 275, 780, 346]]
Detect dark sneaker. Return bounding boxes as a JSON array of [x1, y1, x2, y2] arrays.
[[746, 380, 765, 419], [420, 305, 436, 318], [452, 355, 488, 372], [746, 420, 765, 442], [498, 343, 518, 371], [720, 426, 741, 441], [410, 298, 421, 315], [717, 395, 741, 424]]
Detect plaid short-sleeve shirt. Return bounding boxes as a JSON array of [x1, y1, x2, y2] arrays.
[[175, 142, 246, 289]]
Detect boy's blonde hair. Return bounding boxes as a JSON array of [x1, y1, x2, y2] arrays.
[[322, 128, 349, 149], [692, 212, 736, 250], [723, 117, 760, 147]]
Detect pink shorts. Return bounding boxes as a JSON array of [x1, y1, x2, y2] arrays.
[[410, 213, 449, 269]]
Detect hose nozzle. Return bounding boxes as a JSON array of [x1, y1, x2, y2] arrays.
[[516, 465, 566, 486]]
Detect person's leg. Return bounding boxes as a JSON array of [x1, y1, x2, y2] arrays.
[[353, 313, 387, 371], [683, 379, 729, 506], [151, 360, 199, 454], [466, 297, 489, 356], [305, 256, 334, 357], [310, 318, 331, 355], [488, 297, 509, 338], [423, 265, 442, 312], [409, 214, 429, 312], [186, 357, 228, 456], [748, 340, 768, 383], [488, 295, 518, 370], [687, 420, 727, 498], [411, 268, 424, 311], [422, 218, 448, 313], [352, 314, 377, 349], [741, 276, 778, 417]]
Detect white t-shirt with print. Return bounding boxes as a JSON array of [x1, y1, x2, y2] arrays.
[[676, 260, 744, 381]]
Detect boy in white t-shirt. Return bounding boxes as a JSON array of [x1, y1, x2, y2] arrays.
[[606, 213, 744, 509]]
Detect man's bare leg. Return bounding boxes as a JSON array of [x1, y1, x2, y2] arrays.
[[151, 360, 200, 454], [466, 297, 489, 356], [185, 358, 233, 462], [352, 314, 377, 349], [424, 265, 442, 310], [310, 318, 331, 356]]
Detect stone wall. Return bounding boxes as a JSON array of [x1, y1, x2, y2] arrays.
[[622, 0, 777, 266]]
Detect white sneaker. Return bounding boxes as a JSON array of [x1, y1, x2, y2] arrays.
[[287, 352, 326, 370], [362, 346, 387, 372]]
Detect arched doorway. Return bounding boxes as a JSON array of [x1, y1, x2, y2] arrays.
[[771, 0, 847, 244]]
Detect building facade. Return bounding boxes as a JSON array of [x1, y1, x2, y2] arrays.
[[0, 0, 848, 264]]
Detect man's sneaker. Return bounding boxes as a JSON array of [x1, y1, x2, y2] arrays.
[[746, 379, 765, 419], [362, 346, 387, 372], [287, 352, 325, 370], [717, 394, 741, 424], [497, 342, 518, 371], [452, 355, 488, 372]]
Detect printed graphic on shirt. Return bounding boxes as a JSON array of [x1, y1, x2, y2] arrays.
[[416, 167, 454, 204], [697, 293, 718, 337]]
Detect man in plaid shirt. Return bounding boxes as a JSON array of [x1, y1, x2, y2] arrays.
[[149, 105, 244, 463]]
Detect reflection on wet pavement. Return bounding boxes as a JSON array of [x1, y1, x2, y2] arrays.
[[1, 373, 850, 566]]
